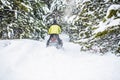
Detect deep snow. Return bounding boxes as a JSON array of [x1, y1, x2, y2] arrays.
[[0, 34, 120, 80]]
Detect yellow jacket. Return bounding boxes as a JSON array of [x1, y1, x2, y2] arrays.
[[48, 25, 61, 34]]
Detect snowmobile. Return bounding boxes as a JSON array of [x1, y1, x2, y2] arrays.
[[46, 35, 63, 49]]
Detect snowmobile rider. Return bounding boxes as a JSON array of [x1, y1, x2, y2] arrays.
[[46, 20, 62, 46]]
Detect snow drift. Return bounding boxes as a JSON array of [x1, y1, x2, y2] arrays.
[[0, 34, 120, 80]]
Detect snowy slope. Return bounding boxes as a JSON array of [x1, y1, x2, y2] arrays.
[[0, 34, 120, 80]]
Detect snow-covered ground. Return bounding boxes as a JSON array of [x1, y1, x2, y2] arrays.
[[0, 34, 120, 80]]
